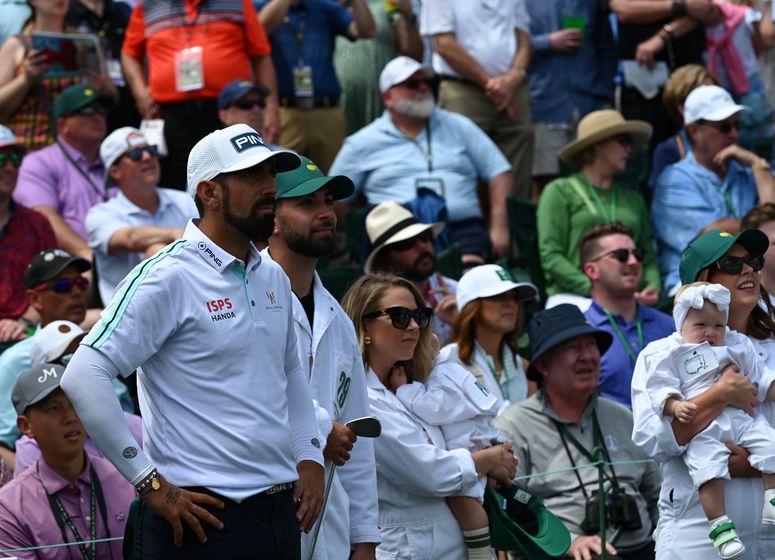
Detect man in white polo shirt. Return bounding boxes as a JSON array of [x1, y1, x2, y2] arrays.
[[61, 124, 324, 558], [86, 127, 198, 304], [267, 156, 380, 560]]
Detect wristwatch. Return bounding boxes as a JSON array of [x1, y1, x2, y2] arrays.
[[671, 0, 688, 16], [754, 158, 772, 173], [135, 468, 161, 495]]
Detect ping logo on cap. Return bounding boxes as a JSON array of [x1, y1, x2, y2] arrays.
[[230, 132, 267, 153]]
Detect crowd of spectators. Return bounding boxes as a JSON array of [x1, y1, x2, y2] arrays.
[[1, 0, 775, 558]]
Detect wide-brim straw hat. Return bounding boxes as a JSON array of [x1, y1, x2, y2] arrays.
[[559, 110, 652, 167]]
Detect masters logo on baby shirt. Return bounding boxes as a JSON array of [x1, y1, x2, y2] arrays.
[[683, 350, 708, 376]]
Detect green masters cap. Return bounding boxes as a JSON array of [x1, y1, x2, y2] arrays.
[[275, 156, 354, 200], [484, 484, 571, 558], [679, 228, 768, 284], [54, 83, 109, 119]]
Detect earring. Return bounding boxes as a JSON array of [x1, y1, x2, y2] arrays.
[[364, 336, 372, 345]]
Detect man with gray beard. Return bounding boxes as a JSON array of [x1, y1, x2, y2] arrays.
[[330, 56, 514, 264]]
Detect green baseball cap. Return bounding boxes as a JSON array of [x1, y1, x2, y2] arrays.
[[54, 83, 109, 119], [484, 484, 571, 558], [679, 228, 769, 284], [275, 156, 354, 200]]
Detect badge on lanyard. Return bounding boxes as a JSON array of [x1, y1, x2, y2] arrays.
[[106, 58, 125, 86], [415, 177, 444, 197], [293, 64, 314, 107], [175, 46, 204, 92]]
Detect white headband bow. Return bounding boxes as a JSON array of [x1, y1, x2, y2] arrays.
[[673, 284, 731, 333]]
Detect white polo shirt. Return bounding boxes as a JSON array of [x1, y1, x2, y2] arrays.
[[421, 0, 530, 78], [82, 220, 311, 499], [85, 188, 198, 304]]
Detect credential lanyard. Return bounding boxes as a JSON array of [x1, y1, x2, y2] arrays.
[[586, 182, 617, 223], [41, 463, 113, 560], [56, 141, 108, 203], [602, 308, 643, 364], [710, 182, 738, 218], [408, 120, 433, 173]]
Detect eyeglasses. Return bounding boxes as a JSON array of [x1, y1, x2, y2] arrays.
[[591, 247, 646, 263], [616, 134, 632, 149], [233, 98, 266, 110], [0, 152, 23, 168], [398, 78, 431, 91], [71, 104, 107, 117], [31, 276, 89, 294], [363, 306, 433, 330], [715, 254, 764, 275], [389, 231, 434, 252], [122, 145, 159, 162], [700, 119, 739, 135]]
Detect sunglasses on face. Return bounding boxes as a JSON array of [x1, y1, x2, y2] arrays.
[[592, 247, 646, 263], [363, 306, 433, 330], [701, 119, 739, 135], [399, 78, 431, 91], [389, 231, 434, 252], [0, 152, 23, 168], [616, 134, 632, 149], [715, 254, 764, 275], [31, 276, 89, 295], [71, 104, 107, 117], [122, 145, 159, 162], [233, 97, 266, 110]]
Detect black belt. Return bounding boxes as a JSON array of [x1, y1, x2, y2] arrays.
[[161, 98, 218, 113], [279, 96, 338, 109], [439, 74, 480, 88]]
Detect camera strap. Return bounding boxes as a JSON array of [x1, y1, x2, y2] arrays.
[[552, 410, 621, 493]]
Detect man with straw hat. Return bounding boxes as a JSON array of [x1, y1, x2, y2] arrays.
[[652, 85, 775, 296], [495, 304, 660, 560], [537, 109, 660, 311]]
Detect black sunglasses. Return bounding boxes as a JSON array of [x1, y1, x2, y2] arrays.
[[389, 231, 434, 252], [700, 119, 739, 135], [399, 78, 431, 91], [363, 306, 433, 330], [0, 152, 23, 168], [715, 254, 764, 275], [233, 97, 266, 110], [31, 276, 89, 295], [592, 247, 646, 263], [616, 134, 632, 149], [72, 104, 107, 117], [122, 145, 159, 162]]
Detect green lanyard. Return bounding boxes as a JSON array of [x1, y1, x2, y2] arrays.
[[602, 308, 643, 365], [485, 348, 512, 400], [586, 182, 617, 223], [709, 183, 737, 218]]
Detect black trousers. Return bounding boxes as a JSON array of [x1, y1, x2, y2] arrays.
[[133, 486, 300, 559], [159, 99, 222, 191]]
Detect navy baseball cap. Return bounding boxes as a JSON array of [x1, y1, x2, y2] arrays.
[[218, 80, 270, 110]]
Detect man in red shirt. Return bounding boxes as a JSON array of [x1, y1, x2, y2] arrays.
[[0, 125, 55, 343], [121, 0, 279, 190]]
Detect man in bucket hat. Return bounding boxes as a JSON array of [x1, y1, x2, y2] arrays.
[[653, 84, 775, 295], [62, 124, 325, 557], [265, 156, 380, 559], [495, 304, 660, 560], [364, 201, 458, 344]]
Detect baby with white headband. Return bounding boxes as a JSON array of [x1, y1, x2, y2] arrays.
[[645, 282, 775, 559]]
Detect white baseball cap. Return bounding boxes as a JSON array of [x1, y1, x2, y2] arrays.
[[186, 124, 301, 198], [100, 126, 147, 170], [29, 320, 86, 367], [0, 124, 23, 151], [379, 56, 426, 93], [456, 264, 538, 312], [684, 85, 749, 125]]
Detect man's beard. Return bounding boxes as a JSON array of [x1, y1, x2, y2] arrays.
[[392, 92, 435, 119], [401, 251, 436, 282], [278, 215, 336, 259], [222, 184, 276, 242]]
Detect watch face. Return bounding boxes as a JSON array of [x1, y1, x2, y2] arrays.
[[151, 477, 161, 491]]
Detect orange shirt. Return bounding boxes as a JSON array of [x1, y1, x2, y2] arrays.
[[122, 0, 271, 103]]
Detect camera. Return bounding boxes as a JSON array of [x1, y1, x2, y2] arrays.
[[582, 490, 643, 534]]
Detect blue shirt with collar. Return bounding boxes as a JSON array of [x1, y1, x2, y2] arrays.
[[526, 0, 615, 124], [253, 0, 352, 98], [585, 300, 675, 409], [651, 150, 759, 294], [330, 109, 511, 222]]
